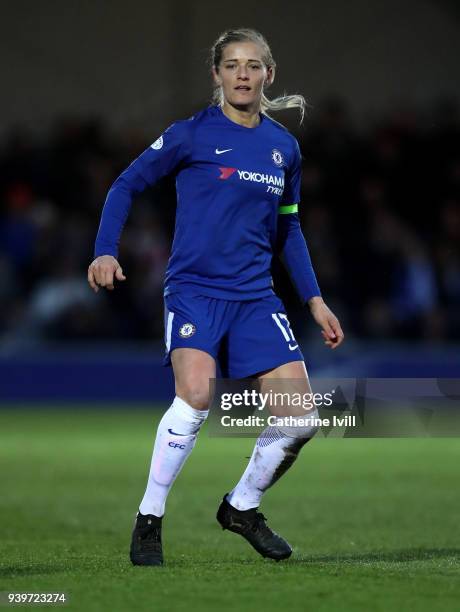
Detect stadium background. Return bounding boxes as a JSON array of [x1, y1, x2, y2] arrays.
[[1, 2, 459, 610]]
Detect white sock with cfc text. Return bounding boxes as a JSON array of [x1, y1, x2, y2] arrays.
[[139, 396, 208, 517]]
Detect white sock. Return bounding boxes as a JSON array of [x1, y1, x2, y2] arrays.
[[139, 396, 208, 517], [227, 416, 318, 511]]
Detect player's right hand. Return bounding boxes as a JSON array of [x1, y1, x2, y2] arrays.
[[87, 255, 126, 292]]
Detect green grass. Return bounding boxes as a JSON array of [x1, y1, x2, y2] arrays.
[[1, 409, 459, 611]]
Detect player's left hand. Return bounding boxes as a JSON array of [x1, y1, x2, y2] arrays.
[[308, 296, 344, 349]]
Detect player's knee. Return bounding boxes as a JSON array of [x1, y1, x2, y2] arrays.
[[277, 409, 320, 440], [176, 383, 210, 411]]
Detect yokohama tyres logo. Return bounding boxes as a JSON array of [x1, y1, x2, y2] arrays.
[[219, 167, 284, 188]]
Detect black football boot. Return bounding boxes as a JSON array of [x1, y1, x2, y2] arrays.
[[130, 513, 163, 566], [216, 495, 292, 561]]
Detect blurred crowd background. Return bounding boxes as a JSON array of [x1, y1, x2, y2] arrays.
[[0, 96, 459, 348]]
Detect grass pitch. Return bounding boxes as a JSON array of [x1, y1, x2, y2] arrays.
[[1, 409, 459, 611]]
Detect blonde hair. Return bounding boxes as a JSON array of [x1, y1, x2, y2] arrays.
[[210, 28, 306, 123]]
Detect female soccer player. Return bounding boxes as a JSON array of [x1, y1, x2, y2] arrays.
[[88, 28, 344, 565]]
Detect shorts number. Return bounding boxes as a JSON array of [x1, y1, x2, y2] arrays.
[[272, 313, 298, 350]]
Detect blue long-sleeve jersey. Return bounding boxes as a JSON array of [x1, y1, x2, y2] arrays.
[[95, 105, 321, 304]]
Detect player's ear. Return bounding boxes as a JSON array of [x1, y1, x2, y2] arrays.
[[212, 66, 222, 87], [265, 65, 275, 88]]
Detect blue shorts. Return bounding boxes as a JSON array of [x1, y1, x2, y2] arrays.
[[163, 293, 304, 378]]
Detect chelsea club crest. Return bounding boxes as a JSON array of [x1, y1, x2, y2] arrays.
[[179, 323, 196, 338], [271, 149, 284, 168]]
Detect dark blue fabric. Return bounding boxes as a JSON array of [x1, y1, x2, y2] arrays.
[[95, 105, 320, 302], [276, 212, 321, 304], [163, 293, 304, 378]]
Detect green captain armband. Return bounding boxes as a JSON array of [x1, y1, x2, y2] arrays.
[[278, 203, 298, 214]]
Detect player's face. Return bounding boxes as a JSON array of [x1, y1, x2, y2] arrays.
[[213, 41, 274, 111]]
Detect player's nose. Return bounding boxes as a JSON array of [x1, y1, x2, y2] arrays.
[[237, 66, 249, 80]]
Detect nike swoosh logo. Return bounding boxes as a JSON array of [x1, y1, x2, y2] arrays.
[[215, 148, 232, 155], [288, 344, 299, 351], [168, 428, 186, 436]]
